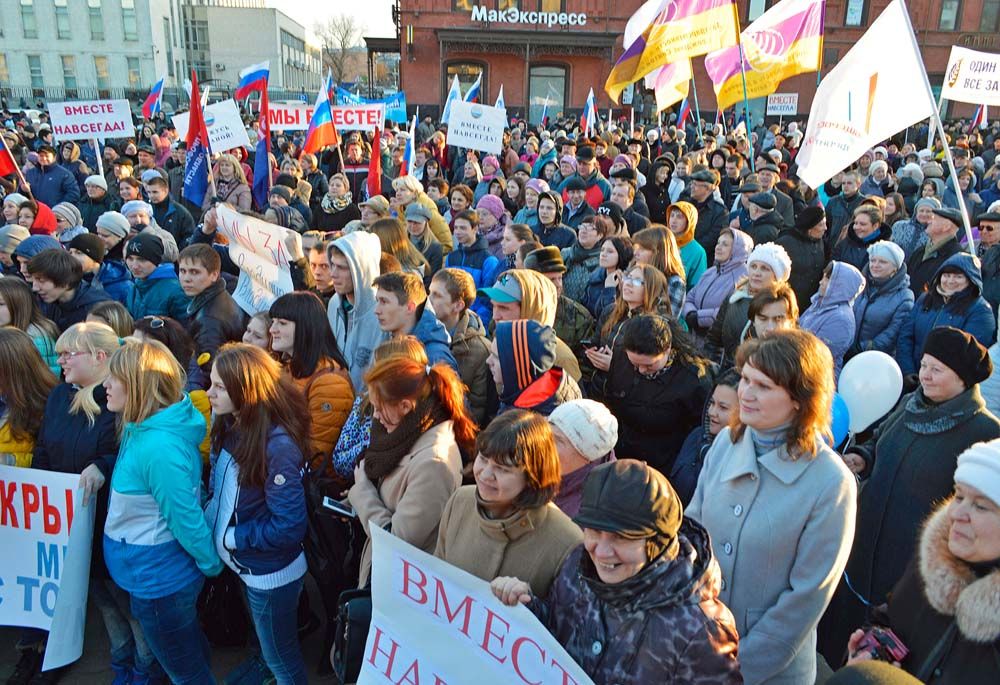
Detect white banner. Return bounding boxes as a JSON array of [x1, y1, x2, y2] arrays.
[[215, 205, 297, 315], [267, 103, 385, 132], [48, 100, 135, 141], [941, 46, 1000, 107], [172, 99, 252, 154], [766, 93, 798, 116], [359, 526, 594, 685], [0, 466, 96, 670], [446, 102, 506, 154]]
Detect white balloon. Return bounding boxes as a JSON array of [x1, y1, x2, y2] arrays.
[[839, 351, 904, 433]]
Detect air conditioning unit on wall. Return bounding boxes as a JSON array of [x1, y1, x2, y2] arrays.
[[214, 63, 225, 71]]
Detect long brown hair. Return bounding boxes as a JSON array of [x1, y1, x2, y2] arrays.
[[210, 344, 312, 487], [364, 356, 478, 455], [370, 217, 429, 273], [0, 328, 57, 441], [730, 329, 833, 459], [633, 225, 686, 281], [600, 263, 670, 339], [0, 278, 59, 340]]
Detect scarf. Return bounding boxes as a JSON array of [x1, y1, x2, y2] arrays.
[[362, 396, 449, 482], [322, 191, 353, 214], [749, 422, 792, 457], [903, 387, 983, 434]]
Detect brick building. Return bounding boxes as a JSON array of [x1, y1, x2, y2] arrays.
[[395, 0, 998, 123]]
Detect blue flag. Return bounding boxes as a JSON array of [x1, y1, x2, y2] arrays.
[[252, 135, 270, 210], [183, 139, 209, 207]]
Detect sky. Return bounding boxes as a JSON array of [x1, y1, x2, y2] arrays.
[[265, 1, 397, 42]]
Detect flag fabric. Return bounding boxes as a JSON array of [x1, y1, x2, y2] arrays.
[[0, 145, 18, 178], [644, 59, 692, 113], [605, 0, 739, 103], [580, 88, 597, 137], [234, 61, 270, 100], [464, 73, 482, 103], [705, 0, 824, 112], [368, 126, 382, 199], [495, 84, 506, 111], [441, 75, 462, 125], [677, 97, 692, 127], [795, 0, 936, 188], [252, 86, 272, 210], [970, 104, 988, 133], [303, 73, 340, 155], [141, 75, 165, 119], [400, 116, 417, 177], [540, 98, 549, 128], [182, 71, 210, 207]]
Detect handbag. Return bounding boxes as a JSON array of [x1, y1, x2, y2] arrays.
[[330, 587, 373, 685], [196, 568, 251, 648]]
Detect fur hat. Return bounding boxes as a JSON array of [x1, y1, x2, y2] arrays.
[[921, 326, 992, 389]]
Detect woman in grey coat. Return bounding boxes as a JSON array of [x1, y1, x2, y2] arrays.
[[687, 330, 857, 685]]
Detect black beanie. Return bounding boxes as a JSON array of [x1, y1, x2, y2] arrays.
[[795, 205, 825, 232], [274, 173, 298, 191], [922, 326, 992, 388], [125, 232, 165, 266], [69, 233, 106, 263]]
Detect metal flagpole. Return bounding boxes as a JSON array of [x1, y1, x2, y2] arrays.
[[733, 12, 755, 172], [92, 139, 104, 177], [690, 77, 704, 144]]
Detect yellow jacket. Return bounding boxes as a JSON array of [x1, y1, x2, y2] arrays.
[[189, 390, 212, 465], [0, 421, 35, 468]]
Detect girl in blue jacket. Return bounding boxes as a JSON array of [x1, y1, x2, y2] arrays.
[[204, 344, 311, 685], [103, 339, 220, 685]]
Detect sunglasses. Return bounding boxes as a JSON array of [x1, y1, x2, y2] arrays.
[[143, 316, 165, 329], [623, 276, 645, 287]]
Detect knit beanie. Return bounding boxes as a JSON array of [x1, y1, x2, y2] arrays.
[[914, 197, 942, 213], [69, 233, 107, 263], [52, 202, 83, 228], [747, 243, 792, 282], [867, 240, 905, 270], [269, 185, 293, 203], [549, 400, 618, 462], [476, 194, 505, 221], [120, 200, 154, 220], [612, 154, 634, 168], [559, 155, 578, 170], [125, 231, 165, 266], [954, 439, 1000, 508], [12, 234, 61, 262], [794, 206, 825, 232], [921, 326, 992, 389], [494, 319, 556, 403], [525, 178, 549, 195], [897, 162, 924, 185], [481, 155, 500, 172], [0, 224, 30, 253], [96, 211, 131, 239], [4, 192, 27, 207], [84, 174, 108, 191]]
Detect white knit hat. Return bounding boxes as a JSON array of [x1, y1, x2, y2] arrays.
[[747, 243, 792, 282], [954, 440, 1000, 507], [84, 174, 108, 190], [548, 400, 618, 462], [867, 241, 905, 270]]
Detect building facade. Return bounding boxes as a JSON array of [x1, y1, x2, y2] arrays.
[[397, 0, 1000, 122]]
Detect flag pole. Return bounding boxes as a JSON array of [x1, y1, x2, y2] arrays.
[[690, 76, 704, 145], [900, 0, 974, 252], [0, 134, 30, 191], [733, 10, 755, 173], [92, 138, 104, 177]]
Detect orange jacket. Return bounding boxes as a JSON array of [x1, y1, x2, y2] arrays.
[[291, 358, 355, 474]]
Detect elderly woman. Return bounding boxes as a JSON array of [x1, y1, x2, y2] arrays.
[[839, 442, 1000, 682], [687, 329, 857, 685], [851, 241, 914, 357], [547, 399, 618, 518], [682, 227, 754, 336], [820, 326, 1000, 666], [561, 214, 610, 303], [434, 410, 582, 597], [312, 172, 360, 232], [892, 197, 940, 263], [491, 459, 742, 684]]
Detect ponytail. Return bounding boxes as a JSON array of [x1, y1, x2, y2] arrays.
[[425, 363, 478, 456]]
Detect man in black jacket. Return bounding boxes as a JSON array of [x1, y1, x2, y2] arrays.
[[178, 243, 246, 390], [775, 206, 828, 311], [756, 163, 795, 229], [143, 172, 195, 248], [906, 207, 963, 296]]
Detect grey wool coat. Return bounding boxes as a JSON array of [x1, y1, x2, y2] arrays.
[[686, 427, 857, 685]]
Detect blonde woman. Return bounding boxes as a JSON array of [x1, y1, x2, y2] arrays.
[[86, 300, 135, 338], [207, 153, 251, 212], [102, 340, 222, 684], [632, 225, 687, 318], [313, 172, 361, 232]]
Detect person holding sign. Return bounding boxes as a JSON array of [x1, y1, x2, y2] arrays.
[[491, 459, 741, 683]]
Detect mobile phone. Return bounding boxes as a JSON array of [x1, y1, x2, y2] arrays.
[[856, 626, 908, 663], [322, 496, 357, 518], [579, 338, 595, 348]]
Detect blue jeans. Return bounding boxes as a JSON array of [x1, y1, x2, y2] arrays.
[[245, 579, 307, 685], [90, 577, 163, 680], [129, 577, 214, 685]]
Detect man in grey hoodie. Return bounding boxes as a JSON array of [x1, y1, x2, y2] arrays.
[[326, 231, 383, 389]]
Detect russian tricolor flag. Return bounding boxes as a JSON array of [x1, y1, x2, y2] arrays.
[[580, 87, 596, 137], [677, 97, 692, 128], [303, 73, 340, 155], [970, 104, 988, 133], [464, 72, 482, 103], [142, 75, 165, 119], [235, 61, 269, 100]]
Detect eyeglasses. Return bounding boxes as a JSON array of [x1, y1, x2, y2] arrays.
[[143, 316, 165, 329], [623, 276, 645, 287], [56, 350, 89, 361], [982, 225, 999, 232]]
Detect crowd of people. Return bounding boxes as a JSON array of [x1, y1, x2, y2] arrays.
[[2, 102, 1000, 685]]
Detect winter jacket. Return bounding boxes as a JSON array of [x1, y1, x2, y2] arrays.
[[582, 268, 618, 319], [410, 229, 443, 279], [151, 197, 195, 247], [534, 221, 576, 250], [907, 236, 962, 296], [557, 170, 612, 210], [401, 306, 458, 370], [77, 191, 118, 230], [186, 279, 246, 389], [798, 261, 866, 378], [500, 367, 583, 416], [104, 395, 222, 599], [41, 280, 112, 332], [414, 193, 453, 254], [449, 311, 491, 425], [529, 524, 742, 685], [512, 205, 539, 231], [204, 179, 252, 214], [553, 453, 614, 519], [204, 427, 307, 578], [125, 263, 190, 322], [327, 232, 384, 390], [897, 253, 997, 374], [979, 242, 1000, 315], [94, 260, 132, 304], [445, 236, 501, 325], [774, 225, 827, 312], [704, 286, 754, 368], [832, 222, 893, 272], [58, 143, 90, 191], [675, 214, 709, 288], [289, 358, 354, 474], [772, 187, 795, 229], [562, 200, 595, 230], [561, 242, 601, 303], [689, 196, 730, 262], [682, 228, 753, 331], [623, 204, 651, 236], [819, 386, 1000, 666], [553, 295, 595, 354], [24, 162, 79, 207], [891, 217, 929, 262], [825, 191, 865, 252], [851, 266, 914, 356], [744, 209, 783, 245], [688, 428, 856, 685], [434, 485, 582, 599], [28, 323, 59, 377], [349, 420, 464, 585], [604, 348, 712, 474], [641, 164, 673, 221]]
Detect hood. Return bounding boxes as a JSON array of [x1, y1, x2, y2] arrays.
[[814, 261, 865, 307], [451, 309, 487, 344], [495, 319, 556, 403], [60, 141, 80, 163], [31, 203, 58, 235], [329, 231, 381, 316], [413, 305, 452, 350], [932, 252, 984, 297], [666, 202, 697, 246], [508, 269, 558, 327], [125, 394, 206, 447], [144, 262, 180, 282], [719, 228, 753, 273]]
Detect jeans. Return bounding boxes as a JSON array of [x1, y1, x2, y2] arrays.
[[129, 577, 214, 685], [90, 577, 163, 680], [245, 579, 307, 685]]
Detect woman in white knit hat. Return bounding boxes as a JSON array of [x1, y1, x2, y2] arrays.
[[548, 399, 618, 518], [841, 440, 1000, 683]]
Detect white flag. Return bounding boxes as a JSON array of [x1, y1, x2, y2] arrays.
[[441, 74, 462, 125], [495, 84, 506, 111], [795, 0, 935, 188]]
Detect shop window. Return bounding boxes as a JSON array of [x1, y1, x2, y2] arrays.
[[529, 65, 566, 125], [446, 62, 487, 102]]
